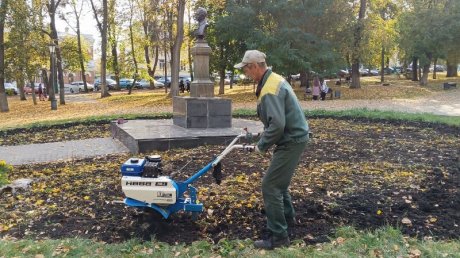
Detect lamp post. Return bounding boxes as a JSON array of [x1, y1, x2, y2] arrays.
[[48, 43, 57, 110]]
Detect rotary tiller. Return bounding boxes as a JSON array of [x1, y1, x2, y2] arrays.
[[120, 131, 260, 219]]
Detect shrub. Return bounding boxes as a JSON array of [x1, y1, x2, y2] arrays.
[[0, 160, 11, 187], [5, 89, 16, 96]]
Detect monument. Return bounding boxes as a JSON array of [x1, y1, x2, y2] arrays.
[[173, 7, 232, 128], [111, 7, 261, 154]]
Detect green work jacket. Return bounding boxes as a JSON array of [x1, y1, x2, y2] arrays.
[[256, 70, 309, 152]]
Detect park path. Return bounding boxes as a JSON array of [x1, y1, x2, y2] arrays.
[[235, 88, 460, 116], [1, 89, 458, 166]]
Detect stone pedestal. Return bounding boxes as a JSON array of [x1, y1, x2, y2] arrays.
[[190, 39, 214, 97], [173, 39, 232, 128], [173, 97, 231, 128]]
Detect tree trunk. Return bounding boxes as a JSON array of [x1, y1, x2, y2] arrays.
[[100, 0, 110, 97], [17, 74, 26, 100], [219, 69, 225, 95], [76, 23, 88, 93], [420, 63, 430, 86], [41, 69, 49, 90], [433, 58, 437, 79], [163, 46, 168, 94], [187, 3, 193, 82], [446, 64, 458, 77], [49, 3, 65, 105], [0, 0, 9, 112], [411, 58, 418, 81], [300, 71, 307, 88], [446, 50, 458, 77], [350, 0, 366, 89], [128, 8, 139, 95], [142, 21, 154, 87], [48, 2, 58, 109], [89, 0, 110, 97], [219, 45, 225, 95], [54, 42, 64, 103], [351, 63, 361, 88], [380, 45, 385, 83], [170, 0, 185, 97], [229, 70, 235, 90], [29, 76, 37, 105]]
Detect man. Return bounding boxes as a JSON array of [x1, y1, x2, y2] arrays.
[[235, 50, 310, 249]]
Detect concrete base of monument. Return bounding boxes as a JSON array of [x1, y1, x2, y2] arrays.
[[173, 96, 232, 128], [111, 118, 263, 154]]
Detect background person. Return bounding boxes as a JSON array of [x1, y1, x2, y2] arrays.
[[235, 50, 310, 250], [38, 83, 44, 101], [320, 78, 329, 101], [312, 76, 321, 100]]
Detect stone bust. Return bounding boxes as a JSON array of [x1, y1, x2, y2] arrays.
[[194, 7, 208, 40]]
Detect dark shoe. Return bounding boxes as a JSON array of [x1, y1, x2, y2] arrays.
[[254, 235, 290, 250]]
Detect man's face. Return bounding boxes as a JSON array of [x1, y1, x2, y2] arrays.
[[242, 63, 257, 80]]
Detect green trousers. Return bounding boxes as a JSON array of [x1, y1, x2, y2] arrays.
[[261, 141, 307, 239]]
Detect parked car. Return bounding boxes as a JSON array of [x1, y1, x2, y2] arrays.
[[337, 69, 350, 77], [155, 76, 171, 87], [70, 81, 94, 92], [24, 83, 42, 94], [4, 83, 18, 95], [119, 78, 141, 89], [138, 79, 165, 89], [94, 78, 116, 91], [64, 83, 80, 93], [368, 69, 379, 76], [382, 67, 395, 75], [359, 68, 369, 76], [433, 65, 445, 72], [179, 75, 192, 83]]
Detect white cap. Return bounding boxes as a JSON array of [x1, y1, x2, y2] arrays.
[[234, 50, 266, 69]]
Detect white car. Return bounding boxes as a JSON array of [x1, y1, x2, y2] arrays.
[[139, 79, 165, 89], [64, 84, 80, 94], [4, 83, 18, 95], [70, 81, 94, 92]]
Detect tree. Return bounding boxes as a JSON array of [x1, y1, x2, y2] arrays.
[[169, 0, 185, 97], [60, 0, 91, 92], [59, 36, 90, 72], [397, 0, 452, 85], [146, 0, 188, 96], [90, 0, 110, 97], [368, 0, 399, 83], [350, 0, 367, 89], [0, 0, 9, 112], [209, 0, 342, 94], [209, 0, 251, 95], [137, 0, 161, 87], [5, 0, 32, 101], [44, 0, 66, 108], [444, 0, 460, 77], [126, 0, 140, 95]]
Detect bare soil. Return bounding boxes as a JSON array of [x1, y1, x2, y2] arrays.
[[1, 118, 459, 245]]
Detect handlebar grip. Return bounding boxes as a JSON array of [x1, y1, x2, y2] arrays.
[[244, 145, 256, 152]]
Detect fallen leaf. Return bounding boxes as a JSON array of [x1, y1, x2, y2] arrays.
[[402, 218, 412, 225], [409, 248, 421, 258]]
